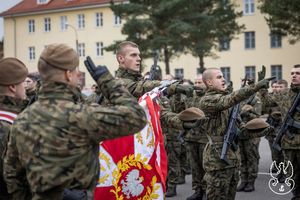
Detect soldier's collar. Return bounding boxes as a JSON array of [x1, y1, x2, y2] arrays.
[[0, 95, 28, 114], [291, 84, 300, 92], [38, 81, 83, 103]]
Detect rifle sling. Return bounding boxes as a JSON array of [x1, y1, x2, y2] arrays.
[[286, 116, 300, 130]]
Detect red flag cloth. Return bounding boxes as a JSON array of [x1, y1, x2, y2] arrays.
[[94, 94, 167, 200]]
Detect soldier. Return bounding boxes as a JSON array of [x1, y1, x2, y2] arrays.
[[0, 58, 28, 200], [198, 68, 273, 200], [3, 43, 148, 200], [185, 74, 208, 200], [260, 65, 300, 199], [25, 72, 40, 104]]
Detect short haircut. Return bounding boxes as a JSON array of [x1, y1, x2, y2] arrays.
[[271, 80, 277, 86], [116, 41, 139, 55], [294, 64, 300, 68], [202, 68, 219, 83], [277, 79, 288, 87]]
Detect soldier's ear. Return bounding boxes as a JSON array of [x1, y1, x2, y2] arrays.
[[65, 70, 72, 82]]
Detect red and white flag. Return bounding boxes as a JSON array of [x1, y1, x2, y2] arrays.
[[94, 92, 167, 200]]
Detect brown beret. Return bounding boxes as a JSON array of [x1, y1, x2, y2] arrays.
[[39, 43, 79, 70], [177, 107, 205, 121], [0, 57, 28, 85], [245, 118, 269, 130], [241, 104, 253, 112]]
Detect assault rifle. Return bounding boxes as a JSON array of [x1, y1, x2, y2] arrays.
[[272, 92, 300, 151], [148, 51, 159, 80], [220, 75, 248, 165]]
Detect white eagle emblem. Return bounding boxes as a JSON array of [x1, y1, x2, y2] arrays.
[[121, 169, 144, 199]]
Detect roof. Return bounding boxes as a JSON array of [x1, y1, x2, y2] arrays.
[[0, 0, 122, 17]]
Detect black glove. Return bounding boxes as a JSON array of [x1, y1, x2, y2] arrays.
[[84, 56, 109, 81], [258, 65, 266, 81], [225, 81, 233, 94], [176, 84, 194, 97], [257, 77, 276, 89]]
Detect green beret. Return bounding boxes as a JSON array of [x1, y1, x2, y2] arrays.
[[39, 43, 79, 71], [0, 57, 28, 85], [245, 118, 269, 130], [177, 107, 205, 121]]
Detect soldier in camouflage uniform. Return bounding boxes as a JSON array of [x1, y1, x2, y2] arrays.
[[198, 68, 273, 200], [184, 74, 208, 200], [237, 93, 262, 192], [0, 58, 28, 200], [25, 72, 40, 105], [3, 43, 148, 200], [260, 65, 300, 200]]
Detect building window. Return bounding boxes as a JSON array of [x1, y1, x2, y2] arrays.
[[221, 67, 231, 82], [270, 33, 282, 48], [114, 15, 121, 25], [245, 66, 256, 80], [78, 14, 85, 29], [96, 42, 104, 56], [29, 46, 35, 60], [175, 68, 184, 79], [37, 0, 49, 4], [60, 16, 68, 31], [271, 65, 282, 80], [78, 43, 85, 57], [44, 17, 51, 32], [244, 0, 255, 15], [219, 37, 230, 51], [28, 19, 35, 33], [245, 31, 255, 49], [96, 12, 103, 27]]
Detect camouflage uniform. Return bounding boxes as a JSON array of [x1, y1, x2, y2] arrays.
[[261, 85, 300, 199], [3, 73, 147, 200], [199, 83, 266, 200], [184, 89, 208, 198], [237, 96, 262, 192], [0, 96, 27, 200]]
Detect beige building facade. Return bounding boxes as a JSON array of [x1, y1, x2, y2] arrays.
[[1, 0, 300, 88]]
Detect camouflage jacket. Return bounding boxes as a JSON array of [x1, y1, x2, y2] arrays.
[[184, 89, 208, 143], [4, 73, 147, 195], [199, 84, 263, 172], [115, 67, 184, 130], [0, 96, 27, 198], [260, 85, 300, 149]]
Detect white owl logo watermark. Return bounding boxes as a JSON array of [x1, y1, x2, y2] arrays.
[[268, 161, 294, 195]]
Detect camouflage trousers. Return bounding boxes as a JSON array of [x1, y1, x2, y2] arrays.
[[165, 140, 182, 188], [238, 138, 260, 183], [204, 167, 239, 200], [283, 149, 300, 198], [186, 141, 206, 192]]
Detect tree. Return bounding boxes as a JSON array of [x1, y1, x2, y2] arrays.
[[259, 0, 300, 43], [169, 0, 244, 72], [107, 0, 188, 74]]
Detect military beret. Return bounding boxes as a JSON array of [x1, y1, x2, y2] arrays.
[[245, 118, 269, 130], [177, 107, 205, 121], [0, 57, 28, 85], [39, 43, 79, 71]]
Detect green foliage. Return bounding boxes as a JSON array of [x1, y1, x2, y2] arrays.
[[259, 0, 300, 43]]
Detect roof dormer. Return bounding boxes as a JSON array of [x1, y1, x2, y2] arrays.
[[37, 0, 50, 5]]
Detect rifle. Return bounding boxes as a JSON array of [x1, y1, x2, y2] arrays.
[[272, 92, 300, 151], [220, 75, 248, 165], [148, 51, 159, 80], [84, 56, 104, 104]]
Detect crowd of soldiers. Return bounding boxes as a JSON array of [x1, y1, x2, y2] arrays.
[[0, 41, 299, 200]]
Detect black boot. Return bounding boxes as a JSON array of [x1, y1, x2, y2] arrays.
[[244, 182, 255, 192], [186, 190, 204, 200], [236, 182, 247, 192], [165, 185, 177, 198]]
